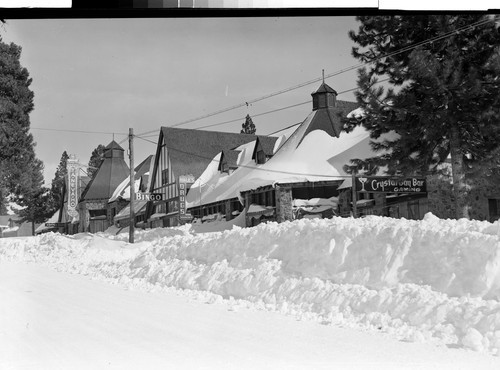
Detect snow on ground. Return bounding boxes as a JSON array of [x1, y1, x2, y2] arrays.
[[5, 262, 500, 370], [1, 213, 500, 364]]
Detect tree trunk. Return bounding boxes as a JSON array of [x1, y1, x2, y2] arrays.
[[449, 124, 470, 219], [31, 220, 35, 236]]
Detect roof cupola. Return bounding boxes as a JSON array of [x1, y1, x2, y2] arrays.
[[311, 71, 337, 111], [103, 140, 125, 159]]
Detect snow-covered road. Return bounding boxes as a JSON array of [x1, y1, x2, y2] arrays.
[[2, 261, 500, 370]]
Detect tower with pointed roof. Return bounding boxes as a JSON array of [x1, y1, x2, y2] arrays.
[[311, 81, 338, 111], [78, 140, 129, 233], [295, 81, 357, 147]]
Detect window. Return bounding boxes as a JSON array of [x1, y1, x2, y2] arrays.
[[89, 209, 107, 219], [489, 199, 500, 222], [256, 150, 266, 164]]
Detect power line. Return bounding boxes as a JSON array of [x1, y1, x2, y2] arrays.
[[31, 127, 128, 135], [136, 135, 356, 182], [135, 16, 496, 136], [193, 101, 311, 131], [266, 122, 303, 137], [158, 145, 354, 179], [184, 78, 391, 133], [136, 76, 391, 140], [136, 134, 351, 178]]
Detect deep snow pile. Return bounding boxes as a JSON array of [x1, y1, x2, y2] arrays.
[[1, 213, 500, 355]]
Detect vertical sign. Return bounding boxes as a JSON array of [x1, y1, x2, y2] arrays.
[[178, 175, 195, 221], [67, 156, 79, 218]]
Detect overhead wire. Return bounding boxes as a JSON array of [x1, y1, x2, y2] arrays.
[[135, 15, 497, 137], [144, 142, 353, 179], [31, 127, 128, 136], [140, 77, 391, 138], [53, 17, 497, 147]]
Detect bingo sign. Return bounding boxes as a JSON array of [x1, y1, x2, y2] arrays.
[[355, 176, 427, 193], [178, 175, 195, 221], [67, 157, 79, 218]]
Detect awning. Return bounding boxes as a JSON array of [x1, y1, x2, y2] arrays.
[[90, 215, 107, 220], [202, 214, 219, 221], [247, 204, 275, 218], [294, 205, 333, 214], [355, 199, 375, 208], [114, 200, 148, 221], [150, 213, 167, 220]]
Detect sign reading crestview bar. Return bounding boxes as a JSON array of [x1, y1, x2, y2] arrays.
[[355, 176, 427, 193]]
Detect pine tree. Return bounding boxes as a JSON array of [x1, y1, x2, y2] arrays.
[[14, 155, 51, 235], [240, 114, 256, 134], [17, 185, 53, 235], [344, 15, 500, 219], [0, 34, 46, 212], [49, 151, 69, 215], [87, 144, 105, 179]]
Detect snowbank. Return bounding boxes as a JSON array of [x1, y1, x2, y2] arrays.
[[1, 213, 500, 355]]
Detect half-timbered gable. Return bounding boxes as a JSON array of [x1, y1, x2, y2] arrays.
[[147, 127, 278, 227]]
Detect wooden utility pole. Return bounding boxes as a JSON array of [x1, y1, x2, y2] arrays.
[[129, 128, 135, 243]]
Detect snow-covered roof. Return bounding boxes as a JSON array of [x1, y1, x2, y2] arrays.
[[35, 211, 61, 233], [108, 156, 153, 203], [114, 200, 148, 221], [158, 127, 278, 182], [186, 108, 396, 208]]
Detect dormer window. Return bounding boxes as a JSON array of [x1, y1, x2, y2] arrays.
[[256, 150, 266, 164]]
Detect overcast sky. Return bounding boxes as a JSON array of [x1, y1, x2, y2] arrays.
[[2, 17, 362, 185]]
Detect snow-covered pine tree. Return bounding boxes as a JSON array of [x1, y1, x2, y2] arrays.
[[344, 15, 500, 219]]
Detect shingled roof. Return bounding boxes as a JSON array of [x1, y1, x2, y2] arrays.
[[298, 99, 358, 143], [218, 149, 241, 172], [159, 127, 279, 180], [257, 136, 279, 156], [80, 141, 130, 201]]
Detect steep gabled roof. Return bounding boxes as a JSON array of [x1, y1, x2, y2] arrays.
[[135, 155, 153, 178], [298, 99, 359, 145], [80, 141, 130, 201], [254, 136, 279, 157], [218, 150, 241, 172], [159, 127, 278, 179], [108, 155, 154, 202], [185, 99, 365, 207]]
